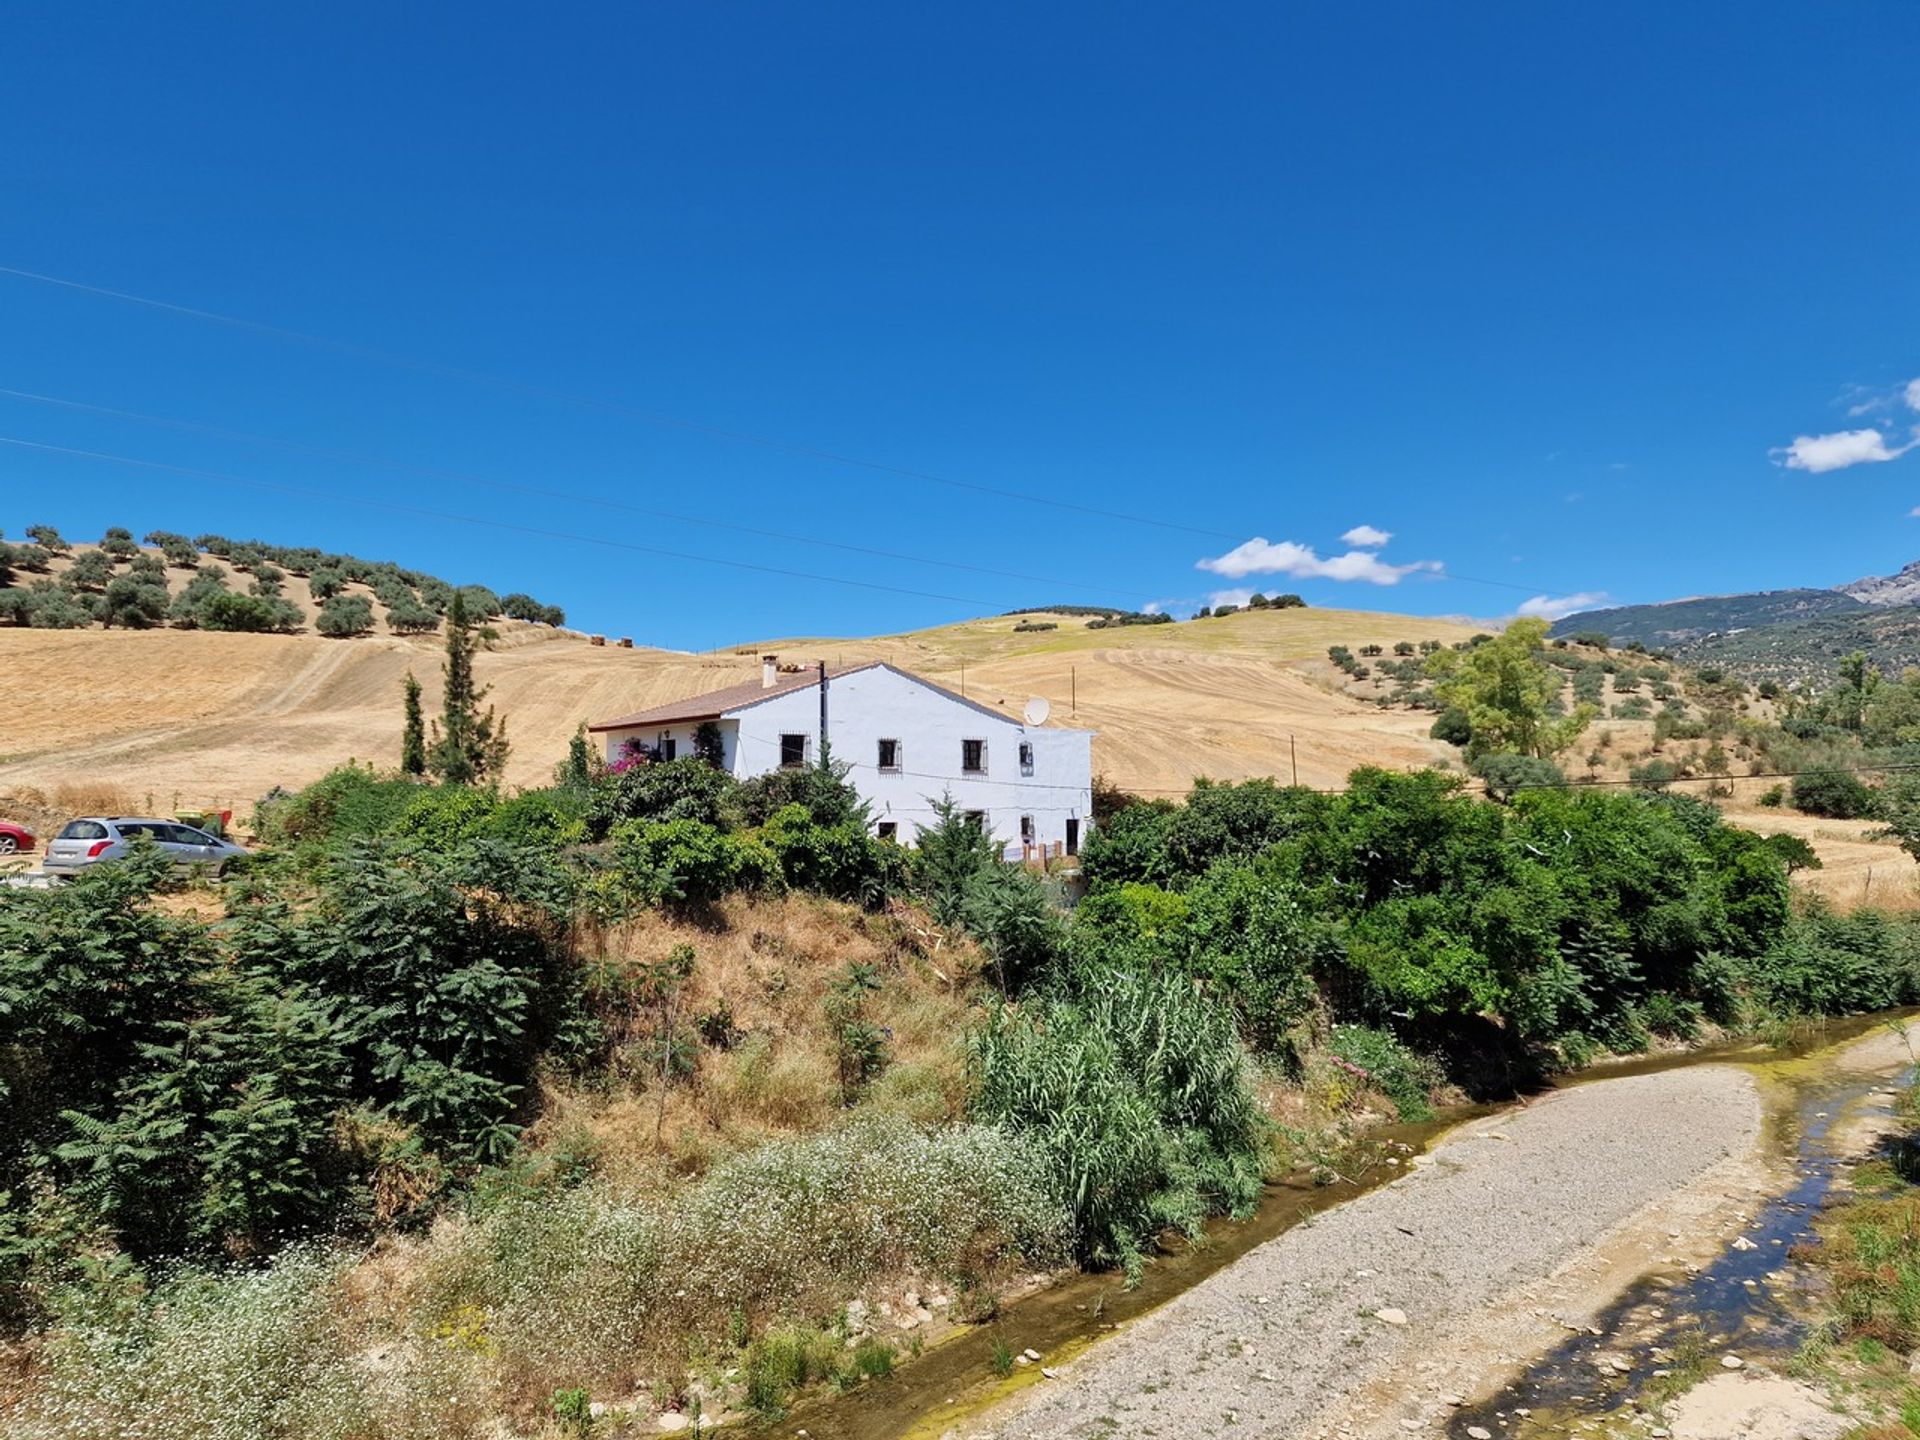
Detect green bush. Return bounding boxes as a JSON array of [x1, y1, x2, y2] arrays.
[[969, 970, 1264, 1271], [197, 589, 300, 633], [608, 818, 780, 905], [255, 766, 422, 849], [1328, 1025, 1442, 1121], [1429, 707, 1473, 746], [391, 786, 501, 847], [314, 594, 375, 638], [588, 757, 742, 838], [759, 803, 901, 906], [1751, 910, 1920, 1017], [486, 788, 589, 849], [1792, 769, 1877, 820], [1471, 753, 1566, 801]]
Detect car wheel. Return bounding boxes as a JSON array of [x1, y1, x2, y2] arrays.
[[0, 836, 16, 856]]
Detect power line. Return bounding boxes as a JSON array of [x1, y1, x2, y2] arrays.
[[0, 436, 1004, 610], [0, 386, 1143, 603], [0, 263, 1578, 601], [0, 264, 1231, 541]]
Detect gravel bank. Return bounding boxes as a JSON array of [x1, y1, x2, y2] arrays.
[[982, 1066, 1762, 1439]]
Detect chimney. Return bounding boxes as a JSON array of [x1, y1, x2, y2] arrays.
[[762, 654, 779, 689]]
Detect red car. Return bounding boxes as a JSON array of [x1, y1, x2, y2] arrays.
[[0, 822, 36, 857]]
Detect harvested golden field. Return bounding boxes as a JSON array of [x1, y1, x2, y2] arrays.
[[0, 604, 1481, 817], [7, 596, 1908, 909]]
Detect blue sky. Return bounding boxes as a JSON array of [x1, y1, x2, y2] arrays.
[[3, 4, 1917, 648]]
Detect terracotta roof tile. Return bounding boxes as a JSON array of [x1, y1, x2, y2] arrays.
[[587, 664, 872, 732]]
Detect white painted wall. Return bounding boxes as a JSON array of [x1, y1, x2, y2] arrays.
[[599, 665, 1093, 857]]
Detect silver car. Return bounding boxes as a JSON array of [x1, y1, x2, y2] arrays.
[[42, 817, 249, 879]]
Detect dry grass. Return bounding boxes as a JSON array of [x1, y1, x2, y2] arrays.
[[535, 893, 983, 1181], [0, 601, 1483, 816]]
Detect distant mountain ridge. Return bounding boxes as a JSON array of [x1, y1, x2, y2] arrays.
[[1837, 560, 1920, 608], [1550, 560, 1920, 685]]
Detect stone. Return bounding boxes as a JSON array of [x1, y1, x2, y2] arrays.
[[1441, 1394, 1465, 1406], [1468, 1429, 1494, 1440], [1375, 1308, 1409, 1326], [1732, 1235, 1757, 1251], [1041, 1367, 1060, 1379], [1399, 1421, 1424, 1432], [657, 1415, 690, 1435], [1023, 1348, 1041, 1361], [1720, 1353, 1744, 1369]]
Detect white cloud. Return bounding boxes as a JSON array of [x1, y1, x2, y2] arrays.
[[1340, 524, 1393, 548], [1772, 427, 1918, 473], [1907, 377, 1920, 412], [1515, 591, 1611, 623], [1196, 536, 1442, 585], [1205, 587, 1255, 609]]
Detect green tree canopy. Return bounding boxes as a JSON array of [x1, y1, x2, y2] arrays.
[[1426, 617, 1594, 758]]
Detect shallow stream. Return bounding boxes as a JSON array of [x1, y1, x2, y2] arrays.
[[779, 1016, 1911, 1440], [1445, 1036, 1914, 1438]]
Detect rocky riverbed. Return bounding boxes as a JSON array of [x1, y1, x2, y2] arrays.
[[970, 1065, 1767, 1440]]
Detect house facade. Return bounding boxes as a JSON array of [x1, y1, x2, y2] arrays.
[[588, 658, 1095, 858]]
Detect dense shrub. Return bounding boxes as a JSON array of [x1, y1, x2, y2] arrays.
[[197, 590, 301, 633], [255, 766, 424, 849], [1327, 1025, 1442, 1121], [315, 594, 376, 638], [969, 970, 1264, 1271], [1792, 769, 1878, 819], [1750, 909, 1920, 1017], [588, 758, 742, 839], [607, 818, 781, 906], [486, 787, 589, 849], [759, 803, 901, 906], [1472, 752, 1566, 801], [391, 785, 501, 847]]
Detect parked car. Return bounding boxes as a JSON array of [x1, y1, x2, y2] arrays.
[[0, 821, 34, 857], [42, 817, 249, 879]]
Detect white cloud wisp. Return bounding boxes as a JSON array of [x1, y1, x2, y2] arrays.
[[1197, 535, 1441, 586], [1515, 591, 1611, 623], [1772, 428, 1918, 473]]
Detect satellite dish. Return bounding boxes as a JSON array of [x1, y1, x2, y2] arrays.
[[1023, 696, 1052, 726]]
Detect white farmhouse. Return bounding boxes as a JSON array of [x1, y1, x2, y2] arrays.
[[588, 657, 1095, 859]]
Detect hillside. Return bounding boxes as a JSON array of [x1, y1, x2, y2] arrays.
[[1546, 557, 1920, 686], [1679, 606, 1920, 687], [1548, 588, 1869, 649], [0, 529, 565, 634], [0, 606, 1484, 820]]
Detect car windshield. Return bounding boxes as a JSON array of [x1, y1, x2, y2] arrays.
[[58, 821, 108, 840]]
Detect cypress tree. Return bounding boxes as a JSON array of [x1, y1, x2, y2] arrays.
[[427, 593, 510, 786], [400, 671, 426, 776]]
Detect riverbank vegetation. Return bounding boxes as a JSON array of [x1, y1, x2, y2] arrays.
[[11, 628, 1920, 1436], [1788, 1076, 1920, 1436]]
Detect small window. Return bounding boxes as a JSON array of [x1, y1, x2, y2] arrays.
[[961, 738, 986, 774], [780, 733, 807, 769], [877, 821, 899, 842], [877, 738, 902, 772], [963, 810, 987, 831], [1018, 741, 1034, 775], [1066, 818, 1080, 856], [1019, 814, 1036, 845], [662, 735, 677, 761]]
